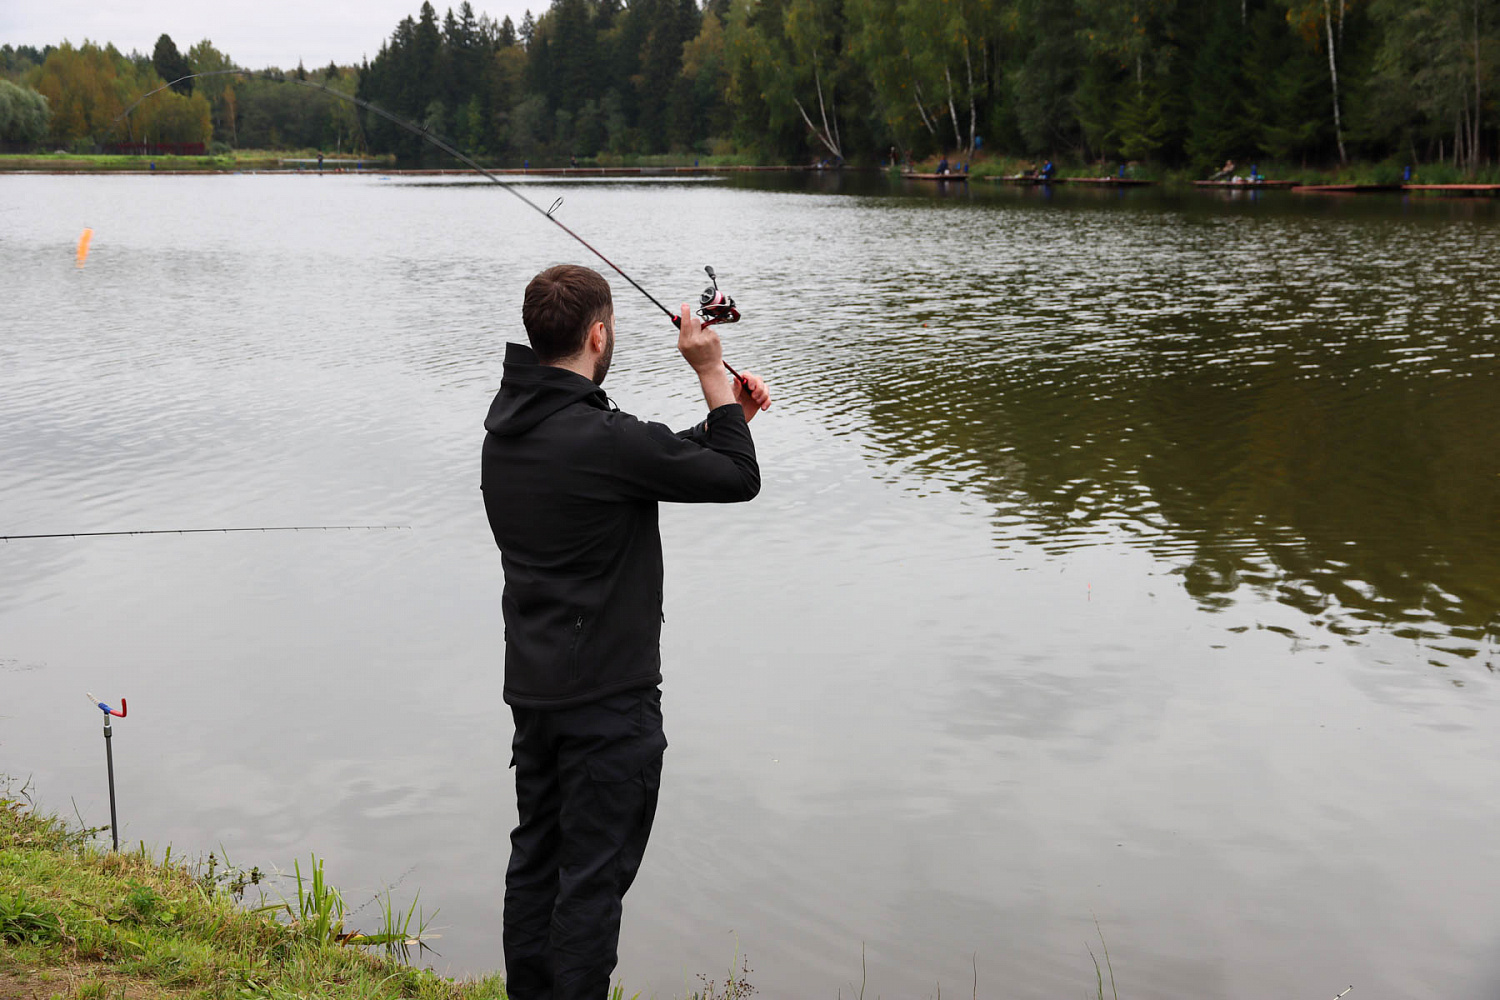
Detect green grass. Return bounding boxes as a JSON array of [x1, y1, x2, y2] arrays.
[[4, 778, 1125, 998], [0, 150, 395, 172], [1087, 918, 1119, 1000], [0, 787, 506, 1000]]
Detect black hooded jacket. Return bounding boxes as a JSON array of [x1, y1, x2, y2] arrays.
[[482, 342, 760, 709]]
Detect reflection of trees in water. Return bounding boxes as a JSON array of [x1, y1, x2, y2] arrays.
[[862, 318, 1499, 669]]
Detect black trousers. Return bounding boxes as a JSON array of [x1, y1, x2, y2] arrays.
[[504, 686, 666, 1000]]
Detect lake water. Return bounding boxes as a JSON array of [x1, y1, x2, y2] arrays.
[[2, 173, 1497, 999]]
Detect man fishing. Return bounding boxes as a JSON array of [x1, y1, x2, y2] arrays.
[[481, 264, 770, 1000]]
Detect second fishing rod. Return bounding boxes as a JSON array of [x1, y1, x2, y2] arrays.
[[120, 71, 758, 395]]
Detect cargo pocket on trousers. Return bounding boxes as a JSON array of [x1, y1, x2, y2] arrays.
[[584, 730, 667, 785], [583, 732, 665, 881]]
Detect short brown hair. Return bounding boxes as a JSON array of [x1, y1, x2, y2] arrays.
[[522, 265, 613, 363]]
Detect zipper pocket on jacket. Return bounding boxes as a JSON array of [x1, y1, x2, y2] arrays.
[[658, 589, 665, 623], [569, 614, 585, 682]]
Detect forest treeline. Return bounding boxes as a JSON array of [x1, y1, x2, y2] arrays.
[[2, 0, 1496, 171]]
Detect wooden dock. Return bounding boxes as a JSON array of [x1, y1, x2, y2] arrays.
[[375, 164, 814, 177], [1402, 184, 1500, 195], [1291, 183, 1404, 194], [987, 175, 1155, 186], [1193, 179, 1298, 188], [901, 172, 969, 182], [1057, 176, 1157, 186]]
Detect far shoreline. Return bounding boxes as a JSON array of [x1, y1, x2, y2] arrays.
[[3, 153, 1497, 196]]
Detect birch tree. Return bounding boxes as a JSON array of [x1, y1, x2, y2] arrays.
[[783, 0, 846, 159], [1285, 0, 1349, 163], [726, 0, 848, 160]]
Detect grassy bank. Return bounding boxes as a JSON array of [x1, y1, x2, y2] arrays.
[[0, 151, 775, 173], [0, 151, 396, 173], [0, 789, 507, 1000], [6, 147, 1498, 184], [907, 151, 1500, 186]]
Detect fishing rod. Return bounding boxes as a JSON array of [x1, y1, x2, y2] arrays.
[[1, 525, 409, 541], [118, 70, 757, 393]]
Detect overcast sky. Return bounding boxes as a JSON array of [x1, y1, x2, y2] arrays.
[[3, 0, 542, 69]]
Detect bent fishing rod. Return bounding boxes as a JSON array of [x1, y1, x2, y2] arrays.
[[119, 71, 756, 392]]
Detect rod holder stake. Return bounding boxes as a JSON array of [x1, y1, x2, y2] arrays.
[[85, 693, 126, 850]]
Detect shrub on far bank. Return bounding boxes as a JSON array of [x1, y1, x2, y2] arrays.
[[0, 79, 50, 143]]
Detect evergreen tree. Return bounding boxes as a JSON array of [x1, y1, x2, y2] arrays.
[[442, 6, 462, 110], [1011, 0, 1083, 154], [152, 33, 193, 93], [1186, 0, 1252, 168], [550, 0, 596, 118], [1115, 77, 1168, 160], [1075, 57, 1123, 159], [1, 44, 54, 81], [1242, 2, 1325, 161], [413, 2, 443, 112]]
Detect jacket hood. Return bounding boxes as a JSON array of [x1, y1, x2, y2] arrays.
[[484, 342, 609, 436]]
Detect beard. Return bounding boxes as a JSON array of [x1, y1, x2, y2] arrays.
[[591, 325, 614, 386]]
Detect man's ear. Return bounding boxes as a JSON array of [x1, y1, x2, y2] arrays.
[[588, 321, 607, 353]]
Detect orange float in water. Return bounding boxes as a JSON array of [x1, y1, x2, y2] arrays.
[[76, 227, 93, 266]]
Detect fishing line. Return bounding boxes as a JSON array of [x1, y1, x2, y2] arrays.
[[2, 525, 409, 541], [117, 72, 754, 388]]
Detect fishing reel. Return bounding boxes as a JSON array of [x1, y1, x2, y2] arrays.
[[696, 266, 740, 326]]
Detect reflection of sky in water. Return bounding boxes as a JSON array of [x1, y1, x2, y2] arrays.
[[2, 175, 1498, 1000]]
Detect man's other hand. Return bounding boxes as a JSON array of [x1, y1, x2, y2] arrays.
[[733, 371, 771, 423], [676, 303, 723, 374]]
